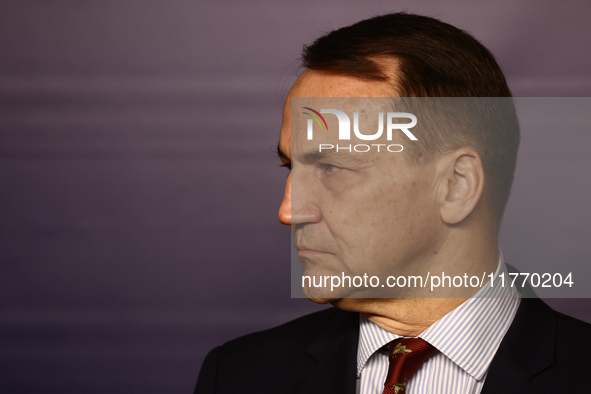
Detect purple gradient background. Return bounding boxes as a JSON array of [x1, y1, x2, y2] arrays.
[[1, 1, 590, 392]]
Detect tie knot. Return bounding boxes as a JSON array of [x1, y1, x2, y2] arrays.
[[382, 338, 437, 394], [386, 338, 435, 358]]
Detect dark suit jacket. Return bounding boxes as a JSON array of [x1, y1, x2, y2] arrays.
[[195, 297, 591, 393]]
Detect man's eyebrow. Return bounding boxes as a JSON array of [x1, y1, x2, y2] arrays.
[[277, 143, 290, 162], [301, 150, 334, 162], [300, 150, 363, 164]]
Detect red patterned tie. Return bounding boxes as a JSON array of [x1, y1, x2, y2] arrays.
[[382, 338, 437, 394]]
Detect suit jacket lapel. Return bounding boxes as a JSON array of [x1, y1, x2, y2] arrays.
[[293, 308, 359, 394], [481, 297, 556, 394]]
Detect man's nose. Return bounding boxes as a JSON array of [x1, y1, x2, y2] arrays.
[[278, 174, 292, 225], [278, 173, 322, 226]]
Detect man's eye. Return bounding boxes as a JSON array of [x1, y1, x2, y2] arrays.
[[322, 164, 341, 173]]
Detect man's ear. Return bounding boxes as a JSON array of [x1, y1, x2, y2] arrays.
[[436, 148, 485, 225]]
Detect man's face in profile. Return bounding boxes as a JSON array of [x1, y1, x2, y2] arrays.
[[277, 70, 445, 302]]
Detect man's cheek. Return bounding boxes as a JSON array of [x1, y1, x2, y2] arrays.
[[320, 169, 368, 196]]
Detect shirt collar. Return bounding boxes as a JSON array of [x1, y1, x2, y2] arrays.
[[357, 314, 401, 377], [356, 250, 521, 380]]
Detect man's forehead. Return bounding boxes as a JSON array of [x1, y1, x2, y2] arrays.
[[279, 69, 396, 159], [287, 69, 394, 98]]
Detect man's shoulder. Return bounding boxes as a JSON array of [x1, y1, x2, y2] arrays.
[[195, 307, 359, 394], [529, 301, 591, 390], [222, 306, 357, 354], [552, 307, 591, 362], [502, 297, 591, 357], [514, 297, 591, 344], [485, 298, 591, 393], [555, 307, 591, 333]]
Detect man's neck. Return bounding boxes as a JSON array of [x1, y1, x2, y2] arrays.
[[332, 242, 501, 337], [335, 297, 469, 337]]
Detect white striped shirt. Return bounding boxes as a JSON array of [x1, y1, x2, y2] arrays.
[[356, 253, 520, 394]]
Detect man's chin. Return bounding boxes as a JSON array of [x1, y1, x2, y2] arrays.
[[306, 295, 382, 313], [302, 283, 356, 301], [309, 297, 370, 314]]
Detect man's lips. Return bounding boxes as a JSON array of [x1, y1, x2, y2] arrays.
[[296, 246, 332, 256]]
